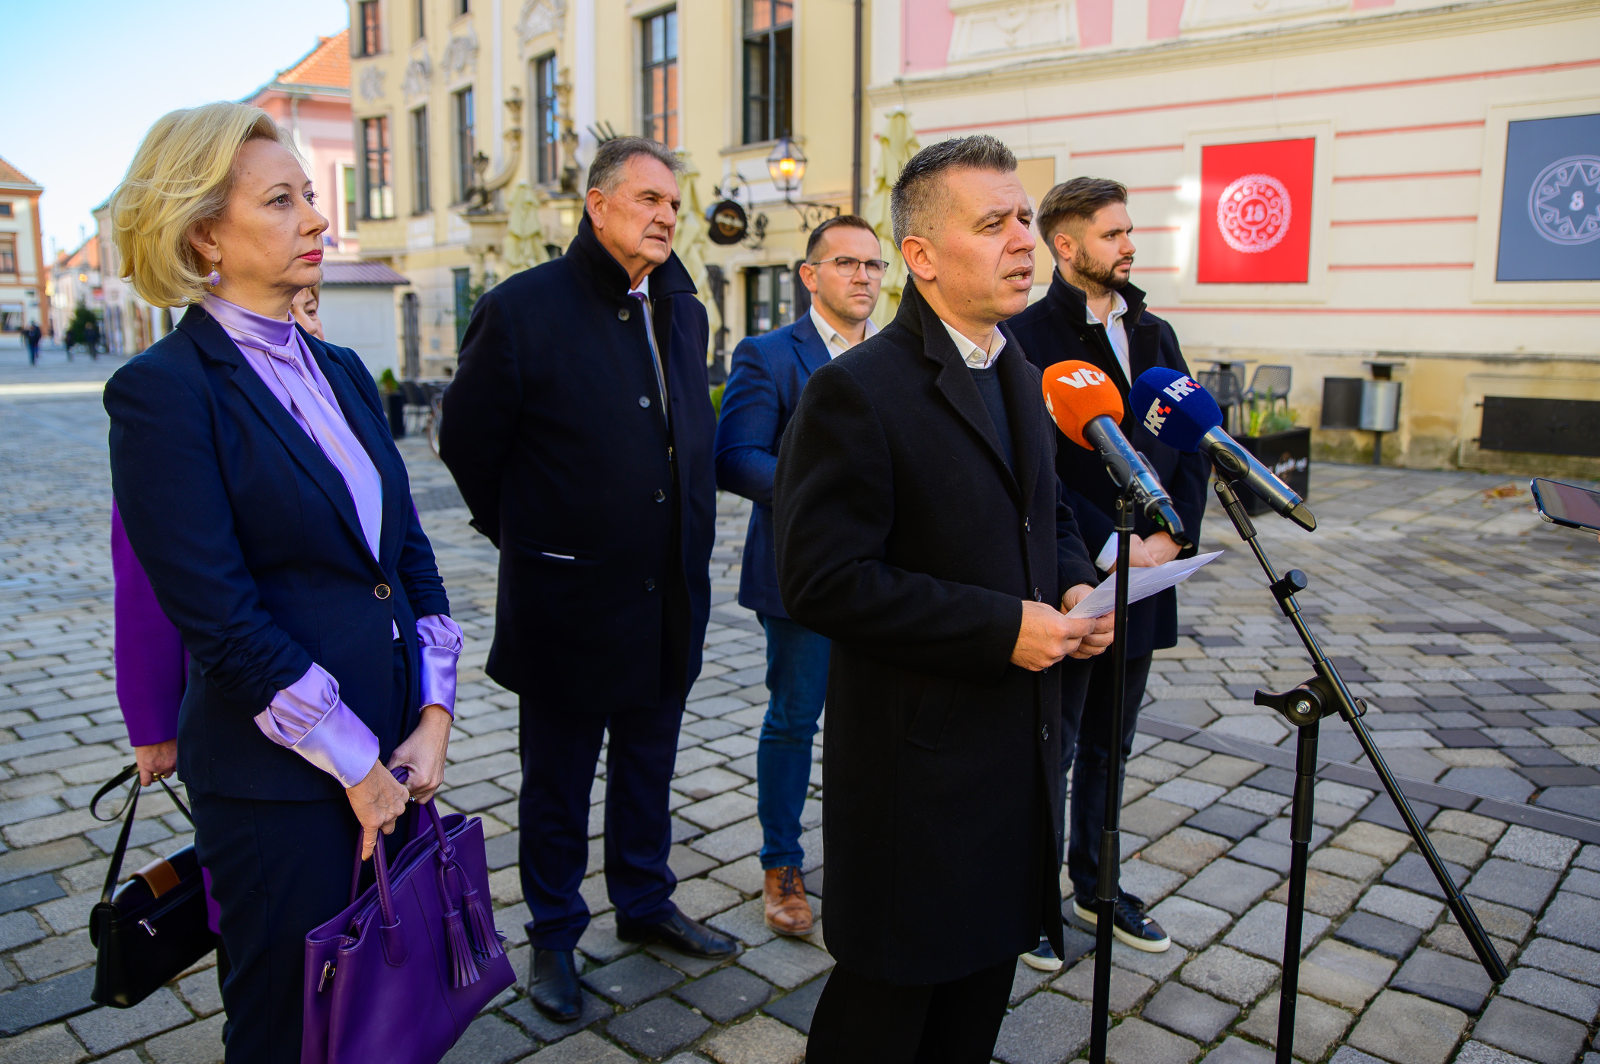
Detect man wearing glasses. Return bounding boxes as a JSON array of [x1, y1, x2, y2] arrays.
[[714, 215, 886, 937]]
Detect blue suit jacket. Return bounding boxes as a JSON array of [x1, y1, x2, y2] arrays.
[[104, 304, 450, 801], [715, 312, 831, 619]]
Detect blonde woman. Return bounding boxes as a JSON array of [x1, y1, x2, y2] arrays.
[[103, 103, 461, 1062]]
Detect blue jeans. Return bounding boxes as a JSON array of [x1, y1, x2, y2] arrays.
[[756, 614, 830, 870]]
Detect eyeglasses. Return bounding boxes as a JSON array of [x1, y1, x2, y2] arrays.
[[808, 256, 890, 279]]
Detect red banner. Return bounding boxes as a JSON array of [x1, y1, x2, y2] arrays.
[[1198, 137, 1315, 283]]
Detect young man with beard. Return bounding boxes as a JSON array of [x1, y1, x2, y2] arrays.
[[1007, 178, 1209, 963], [715, 214, 885, 937]]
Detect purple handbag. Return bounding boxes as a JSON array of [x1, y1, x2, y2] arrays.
[[302, 795, 513, 1064]]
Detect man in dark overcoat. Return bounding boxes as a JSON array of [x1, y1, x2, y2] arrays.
[[440, 136, 735, 1023], [1007, 177, 1209, 957], [773, 135, 1115, 1062]]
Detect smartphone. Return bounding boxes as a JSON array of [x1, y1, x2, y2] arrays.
[[1530, 478, 1600, 533]]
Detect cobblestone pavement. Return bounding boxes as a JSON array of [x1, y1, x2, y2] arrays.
[[1, 347, 1596, 1064]]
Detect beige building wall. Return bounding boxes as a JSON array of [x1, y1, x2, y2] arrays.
[[871, 0, 1600, 474]]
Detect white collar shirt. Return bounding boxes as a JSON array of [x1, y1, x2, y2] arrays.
[[808, 305, 878, 359], [939, 318, 1006, 370], [1084, 288, 1131, 381]]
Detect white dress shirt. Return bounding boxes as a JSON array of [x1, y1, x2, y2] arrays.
[[808, 305, 878, 358], [938, 318, 1006, 370]]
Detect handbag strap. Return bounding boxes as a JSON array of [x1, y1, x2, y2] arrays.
[[90, 765, 200, 905]]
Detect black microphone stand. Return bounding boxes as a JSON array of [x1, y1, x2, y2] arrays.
[[1087, 486, 1135, 1064], [1210, 477, 1507, 1064]]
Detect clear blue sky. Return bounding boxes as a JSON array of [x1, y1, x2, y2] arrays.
[[0, 0, 350, 259]]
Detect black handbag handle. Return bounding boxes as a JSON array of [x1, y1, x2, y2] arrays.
[[90, 764, 197, 905]]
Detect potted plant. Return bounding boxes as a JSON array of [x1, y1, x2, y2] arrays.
[[378, 368, 406, 439], [1237, 397, 1310, 517]]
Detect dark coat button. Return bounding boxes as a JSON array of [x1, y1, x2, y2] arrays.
[[618, 306, 631, 321], [653, 489, 666, 502], [1040, 725, 1050, 742], [1024, 516, 1031, 532], [1033, 587, 1042, 601], [639, 396, 651, 408], [644, 577, 657, 591], [374, 583, 392, 600]]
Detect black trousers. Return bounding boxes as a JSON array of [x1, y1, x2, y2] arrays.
[[1061, 652, 1153, 901], [806, 958, 1016, 1064]]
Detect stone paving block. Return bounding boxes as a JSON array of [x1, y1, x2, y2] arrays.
[[1120, 858, 1187, 905], [1106, 1016, 1200, 1064], [1122, 796, 1194, 840], [1335, 911, 1423, 960], [762, 973, 826, 1036], [668, 876, 741, 923], [993, 991, 1092, 1064], [581, 951, 683, 1007], [0, 908, 46, 950], [1383, 850, 1473, 899], [700, 1014, 806, 1064], [1347, 989, 1468, 1064], [1227, 837, 1291, 875], [1141, 981, 1239, 1044], [1185, 754, 1263, 788], [1472, 997, 1589, 1064], [1206, 1036, 1278, 1064], [673, 965, 772, 1023], [1150, 778, 1229, 810], [1053, 958, 1154, 1011], [1142, 827, 1231, 876], [1518, 937, 1600, 985], [1562, 867, 1600, 900], [736, 936, 832, 989], [503, 991, 612, 1044], [706, 898, 776, 949], [1358, 884, 1446, 929], [1298, 939, 1395, 1010], [1223, 900, 1329, 961], [0, 966, 97, 1037], [687, 817, 763, 863], [1148, 895, 1233, 951], [143, 1011, 226, 1064], [67, 988, 192, 1055], [1499, 965, 1600, 1023], [1179, 858, 1281, 915], [1179, 945, 1278, 1006], [0, 871, 65, 915], [1492, 825, 1580, 871], [1219, 786, 1291, 816], [1453, 1041, 1539, 1064], [1390, 947, 1494, 1012], [604, 998, 710, 1059], [14, 928, 94, 981], [1184, 804, 1269, 843], [525, 1029, 637, 1064], [176, 966, 224, 1017], [1308, 846, 1384, 884], [1238, 992, 1352, 1062], [1334, 821, 1415, 863], [0, 1022, 90, 1064], [1467, 860, 1561, 914]]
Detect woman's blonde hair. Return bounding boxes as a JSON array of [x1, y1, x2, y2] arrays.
[[110, 103, 294, 307]]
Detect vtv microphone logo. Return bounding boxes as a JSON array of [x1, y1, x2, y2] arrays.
[[1143, 397, 1172, 435], [1055, 367, 1109, 390]]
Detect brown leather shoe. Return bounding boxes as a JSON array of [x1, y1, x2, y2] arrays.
[[763, 866, 814, 936]]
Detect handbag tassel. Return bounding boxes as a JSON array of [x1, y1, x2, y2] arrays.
[[443, 901, 481, 989], [461, 883, 504, 961]]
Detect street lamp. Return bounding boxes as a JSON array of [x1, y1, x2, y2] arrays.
[[765, 136, 839, 232]]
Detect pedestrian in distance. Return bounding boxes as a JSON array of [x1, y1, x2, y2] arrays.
[[714, 213, 886, 937], [24, 320, 42, 364], [103, 102, 463, 1064], [1007, 177, 1210, 966], [774, 135, 1115, 1063], [440, 136, 734, 1024]]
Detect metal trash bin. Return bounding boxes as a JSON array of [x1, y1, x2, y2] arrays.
[[1358, 380, 1402, 433]]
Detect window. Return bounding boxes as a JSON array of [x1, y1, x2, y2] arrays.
[[457, 0, 469, 14], [341, 165, 358, 235], [453, 267, 473, 350], [744, 264, 793, 336], [359, 1, 382, 55], [641, 8, 678, 147], [453, 86, 476, 203], [0, 203, 13, 218], [411, 107, 431, 213], [532, 53, 558, 185], [742, 0, 792, 144], [414, 0, 424, 38], [0, 234, 16, 276], [362, 116, 394, 219]]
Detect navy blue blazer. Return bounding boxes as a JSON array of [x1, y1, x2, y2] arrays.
[[104, 305, 451, 802], [715, 311, 831, 619]]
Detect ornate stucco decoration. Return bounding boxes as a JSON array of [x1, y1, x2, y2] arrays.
[[401, 56, 433, 101], [358, 67, 386, 102], [517, 0, 568, 52], [442, 27, 481, 80], [946, 0, 1075, 64]]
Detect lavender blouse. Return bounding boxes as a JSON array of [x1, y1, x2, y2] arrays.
[[110, 297, 462, 789]]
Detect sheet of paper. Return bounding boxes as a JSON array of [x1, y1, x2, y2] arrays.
[[1063, 551, 1224, 619]]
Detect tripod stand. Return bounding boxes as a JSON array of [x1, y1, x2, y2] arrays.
[[1210, 476, 1508, 1064]]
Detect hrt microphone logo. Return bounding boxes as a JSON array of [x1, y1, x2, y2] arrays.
[[1162, 375, 1199, 401], [1055, 367, 1109, 390], [1143, 398, 1172, 435]]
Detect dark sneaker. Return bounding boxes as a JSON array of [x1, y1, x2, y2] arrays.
[[1072, 892, 1171, 953], [1020, 936, 1063, 972]]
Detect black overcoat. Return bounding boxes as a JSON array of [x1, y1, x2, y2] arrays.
[[773, 279, 1100, 984], [1007, 274, 1209, 657], [439, 216, 715, 711]]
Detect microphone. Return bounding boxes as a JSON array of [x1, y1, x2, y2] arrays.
[[1041, 360, 1188, 544], [1130, 367, 1317, 531]]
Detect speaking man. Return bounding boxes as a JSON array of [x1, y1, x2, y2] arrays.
[[714, 214, 885, 937], [773, 136, 1114, 1061], [440, 136, 736, 1024], [1007, 177, 1209, 957]]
